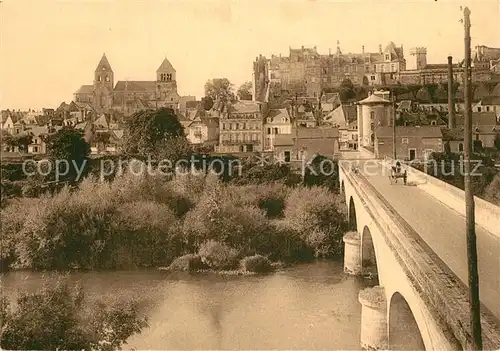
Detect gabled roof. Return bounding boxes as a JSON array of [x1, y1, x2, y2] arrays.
[[227, 100, 261, 114], [157, 57, 176, 73], [93, 114, 110, 129], [376, 126, 443, 138], [480, 96, 500, 105], [114, 81, 156, 92], [297, 127, 339, 139], [455, 112, 496, 126], [266, 108, 291, 124], [397, 100, 412, 111], [95, 53, 113, 72], [75, 85, 94, 95]]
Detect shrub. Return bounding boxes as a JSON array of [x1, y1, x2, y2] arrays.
[[241, 254, 273, 273], [484, 173, 500, 206], [168, 254, 207, 271], [198, 240, 239, 270], [284, 186, 347, 257], [111, 201, 180, 267], [0, 278, 147, 350]]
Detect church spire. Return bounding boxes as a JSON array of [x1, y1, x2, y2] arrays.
[[95, 53, 113, 73]]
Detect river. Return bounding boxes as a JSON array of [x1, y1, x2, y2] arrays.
[[1, 260, 375, 349]]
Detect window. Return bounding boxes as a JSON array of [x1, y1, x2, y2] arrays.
[[274, 127, 279, 134], [486, 106, 490, 112], [284, 151, 291, 162], [105, 76, 110, 82], [166, 73, 172, 81], [370, 111, 375, 120], [371, 75, 376, 81], [267, 128, 271, 135], [33, 146, 39, 153], [98, 76, 102, 82], [431, 121, 436, 126], [477, 107, 482, 112], [385, 54, 390, 61], [402, 137, 409, 144]]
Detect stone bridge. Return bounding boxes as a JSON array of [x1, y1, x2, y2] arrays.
[[338, 150, 500, 350]]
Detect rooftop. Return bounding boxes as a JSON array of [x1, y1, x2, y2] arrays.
[[376, 126, 443, 138]]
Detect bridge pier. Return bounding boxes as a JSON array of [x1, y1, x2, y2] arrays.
[[358, 286, 388, 350], [343, 231, 361, 275]]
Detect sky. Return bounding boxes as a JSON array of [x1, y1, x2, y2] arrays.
[[1, 0, 499, 110]]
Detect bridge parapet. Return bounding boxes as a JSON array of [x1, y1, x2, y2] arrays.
[[381, 155, 500, 237], [340, 162, 500, 350]]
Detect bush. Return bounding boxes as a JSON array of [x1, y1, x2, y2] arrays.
[[284, 186, 347, 257], [241, 254, 273, 273], [0, 278, 147, 350], [168, 254, 207, 271], [198, 240, 239, 270]]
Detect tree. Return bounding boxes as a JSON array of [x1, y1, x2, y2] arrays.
[[201, 96, 214, 111], [204, 78, 235, 102], [0, 278, 147, 350], [484, 173, 500, 206], [237, 81, 253, 101], [339, 79, 356, 102], [123, 108, 186, 158], [1, 131, 33, 153], [45, 127, 91, 182]]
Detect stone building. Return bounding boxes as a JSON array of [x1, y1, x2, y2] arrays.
[[215, 100, 268, 153], [375, 126, 443, 161], [397, 46, 499, 85], [253, 42, 406, 100], [74, 54, 180, 116], [356, 92, 394, 148]]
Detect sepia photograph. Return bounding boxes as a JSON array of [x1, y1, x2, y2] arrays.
[[0, 0, 500, 349]]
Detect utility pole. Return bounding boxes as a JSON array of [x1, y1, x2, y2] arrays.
[[463, 7, 482, 350], [392, 92, 397, 160]]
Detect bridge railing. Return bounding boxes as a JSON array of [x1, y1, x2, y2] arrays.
[[381, 155, 500, 237], [340, 162, 500, 350]]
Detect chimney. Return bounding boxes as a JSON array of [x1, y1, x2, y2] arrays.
[[301, 45, 304, 50], [447, 56, 456, 128], [379, 44, 382, 54], [329, 48, 331, 55], [362, 45, 365, 53]]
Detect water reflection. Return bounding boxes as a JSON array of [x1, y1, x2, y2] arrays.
[[1, 261, 374, 350]]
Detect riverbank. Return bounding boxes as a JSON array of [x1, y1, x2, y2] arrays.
[[0, 261, 374, 349], [1, 171, 348, 272]]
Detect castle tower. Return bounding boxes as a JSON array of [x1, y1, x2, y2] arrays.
[[93, 53, 114, 111], [410, 47, 427, 70], [357, 93, 393, 148], [156, 57, 179, 109]]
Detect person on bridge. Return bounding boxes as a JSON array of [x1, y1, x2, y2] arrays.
[[394, 160, 402, 173]]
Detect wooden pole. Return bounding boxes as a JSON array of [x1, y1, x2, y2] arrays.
[[463, 7, 482, 350], [392, 93, 396, 160]]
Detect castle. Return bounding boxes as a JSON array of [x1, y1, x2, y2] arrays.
[[253, 43, 500, 102], [74, 54, 180, 116]]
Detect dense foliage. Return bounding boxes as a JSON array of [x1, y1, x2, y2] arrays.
[[0, 278, 147, 350], [122, 108, 186, 158], [1, 170, 347, 271]]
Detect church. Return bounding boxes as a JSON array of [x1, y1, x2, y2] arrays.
[[73, 54, 180, 116]]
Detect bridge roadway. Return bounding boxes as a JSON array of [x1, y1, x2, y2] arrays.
[[349, 158, 500, 321]]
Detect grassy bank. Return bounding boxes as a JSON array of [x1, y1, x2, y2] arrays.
[[1, 171, 348, 272]]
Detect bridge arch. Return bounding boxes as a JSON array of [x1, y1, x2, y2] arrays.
[[361, 225, 379, 283], [348, 196, 357, 231], [388, 292, 426, 350]]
